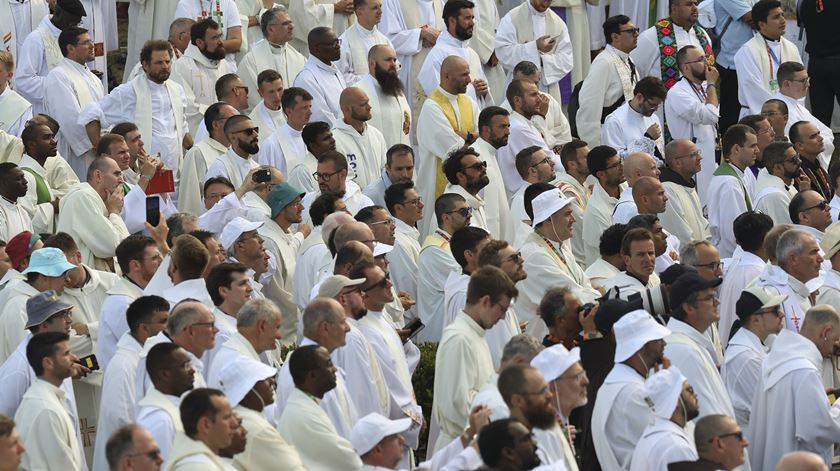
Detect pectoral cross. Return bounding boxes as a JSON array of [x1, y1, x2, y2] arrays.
[[79, 418, 96, 448]]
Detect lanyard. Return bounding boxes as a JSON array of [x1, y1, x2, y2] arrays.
[[764, 38, 780, 80], [535, 230, 568, 266], [434, 229, 450, 242]]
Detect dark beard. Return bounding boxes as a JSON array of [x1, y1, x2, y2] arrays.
[[202, 46, 226, 61], [374, 64, 404, 97], [524, 403, 557, 430], [454, 24, 473, 40], [465, 175, 489, 193], [240, 140, 259, 155], [784, 167, 800, 180], [352, 306, 368, 320]]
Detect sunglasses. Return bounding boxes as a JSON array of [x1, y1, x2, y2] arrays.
[[362, 274, 390, 292], [233, 127, 259, 136], [712, 431, 744, 442], [801, 200, 829, 212], [461, 161, 488, 171], [446, 207, 473, 218]]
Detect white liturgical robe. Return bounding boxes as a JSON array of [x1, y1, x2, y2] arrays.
[[501, 93, 572, 150], [658, 168, 710, 246], [554, 172, 590, 268], [43, 58, 106, 179], [721, 327, 767, 430], [774, 91, 835, 163], [257, 122, 305, 176], [0, 87, 32, 137], [248, 100, 286, 145], [288, 0, 353, 53], [124, 0, 178, 82], [178, 137, 228, 216], [753, 169, 797, 225], [136, 388, 182, 461], [663, 77, 719, 204], [601, 101, 664, 163], [419, 30, 493, 106], [495, 1, 574, 105], [432, 311, 495, 452], [233, 405, 306, 471], [293, 55, 347, 126], [357, 74, 412, 146], [388, 218, 421, 306], [172, 43, 236, 135], [718, 251, 766, 345], [707, 164, 751, 258], [337, 22, 391, 86], [15, 379, 85, 471], [747, 329, 840, 469], [734, 33, 802, 117], [582, 182, 619, 266], [239, 39, 307, 111], [470, 138, 510, 239], [332, 317, 391, 418], [0, 0, 49, 61], [416, 230, 459, 343], [628, 418, 698, 471], [576, 44, 637, 147], [332, 120, 386, 191], [204, 148, 260, 188], [173, 0, 242, 66], [496, 111, 553, 196], [469, 0, 505, 103], [14, 16, 62, 114]]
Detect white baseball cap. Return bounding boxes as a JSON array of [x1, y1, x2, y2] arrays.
[[644, 366, 687, 419], [373, 241, 393, 257], [349, 413, 412, 456], [613, 309, 671, 362], [531, 344, 580, 382], [217, 356, 277, 407], [219, 217, 264, 251], [531, 188, 574, 227]]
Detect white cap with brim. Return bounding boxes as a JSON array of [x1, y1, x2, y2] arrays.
[[821, 220, 840, 259], [531, 188, 574, 227], [373, 242, 394, 257], [349, 413, 412, 456], [613, 309, 671, 362], [531, 344, 580, 382], [219, 217, 264, 251], [22, 247, 77, 277], [644, 366, 687, 419], [318, 275, 366, 298], [218, 356, 277, 407]]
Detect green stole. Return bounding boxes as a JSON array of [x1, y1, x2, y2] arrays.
[[713, 162, 752, 211], [19, 167, 50, 204]]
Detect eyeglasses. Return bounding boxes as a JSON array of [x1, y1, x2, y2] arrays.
[[791, 76, 810, 84], [530, 156, 551, 168], [400, 197, 422, 206], [233, 85, 249, 94], [370, 217, 395, 227], [505, 251, 524, 263], [362, 274, 390, 292], [755, 306, 783, 318], [461, 161, 488, 172], [695, 293, 719, 303], [756, 126, 775, 135], [445, 207, 473, 218], [618, 27, 640, 34], [191, 321, 216, 329], [233, 127, 259, 136], [604, 160, 624, 171], [50, 310, 73, 321], [713, 431, 744, 442], [692, 261, 722, 271], [801, 200, 829, 212], [313, 170, 342, 181], [683, 56, 709, 65], [673, 150, 702, 160], [127, 448, 162, 461]]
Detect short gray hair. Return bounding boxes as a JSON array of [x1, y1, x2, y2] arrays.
[[500, 334, 544, 365], [302, 297, 342, 337], [167, 299, 205, 334], [237, 299, 280, 328], [106, 424, 142, 471], [260, 5, 288, 38], [776, 229, 810, 270], [679, 240, 715, 267]]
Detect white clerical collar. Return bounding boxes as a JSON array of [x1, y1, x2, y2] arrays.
[[64, 57, 90, 73], [268, 41, 288, 53], [437, 87, 459, 101], [263, 101, 283, 115], [357, 23, 377, 36], [309, 55, 339, 73], [440, 30, 467, 48], [146, 78, 166, 89], [284, 122, 303, 138], [526, 0, 546, 17]]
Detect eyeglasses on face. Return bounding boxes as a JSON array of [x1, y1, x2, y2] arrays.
[[801, 200, 829, 212], [369, 217, 396, 227], [400, 197, 422, 206], [505, 251, 524, 263], [712, 431, 744, 442], [461, 161, 488, 171], [445, 207, 473, 218], [313, 170, 342, 181], [362, 274, 390, 292], [232, 127, 259, 136], [618, 27, 640, 35], [530, 156, 551, 168], [692, 261, 722, 271]]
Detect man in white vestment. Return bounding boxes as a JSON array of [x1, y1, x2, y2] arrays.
[[438, 147, 494, 237], [42, 26, 105, 179], [0, 0, 49, 62], [415, 56, 479, 235], [294, 27, 348, 126], [734, 1, 802, 117], [124, 1, 185, 83], [91, 295, 169, 471], [470, 106, 511, 239], [576, 15, 639, 147], [510, 149, 557, 249], [239, 6, 306, 112], [419, 0, 492, 106], [289, 121, 339, 193], [332, 87, 386, 191], [300, 150, 374, 225], [172, 19, 236, 136], [628, 367, 700, 471], [277, 345, 364, 470], [721, 286, 784, 432], [790, 190, 832, 243], [55, 158, 129, 272], [257, 87, 311, 175], [14, 331, 86, 470], [0, 163, 32, 243], [202, 263, 255, 371], [82, 40, 192, 190], [663, 45, 720, 205], [337, 0, 391, 86], [665, 272, 741, 426], [288, 0, 353, 52], [173, 0, 242, 66], [97, 236, 163, 370], [554, 140, 590, 267], [582, 146, 625, 266], [591, 309, 670, 470], [773, 62, 835, 159], [248, 70, 286, 145], [602, 228, 661, 296], [707, 125, 759, 258], [747, 305, 840, 470], [364, 143, 413, 207], [203, 115, 261, 189], [585, 224, 627, 290], [515, 185, 599, 340], [718, 212, 774, 345], [441, 226, 492, 342], [495, 0, 574, 105], [611, 0, 668, 30], [17, 123, 61, 234], [502, 60, 572, 151], [0, 53, 32, 137], [165, 389, 240, 470], [817, 223, 840, 309], [381, 181, 422, 309], [612, 153, 661, 224], [658, 139, 710, 245], [178, 102, 236, 216], [357, 45, 411, 146], [601, 76, 666, 162], [496, 79, 553, 196], [432, 266, 517, 452], [14, 0, 85, 115]]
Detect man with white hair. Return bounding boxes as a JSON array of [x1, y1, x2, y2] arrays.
[[748, 305, 840, 469], [350, 413, 411, 469], [591, 309, 670, 470], [629, 367, 700, 471]]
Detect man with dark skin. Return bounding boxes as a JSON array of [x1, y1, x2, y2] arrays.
[[0, 163, 31, 242], [19, 123, 60, 216]]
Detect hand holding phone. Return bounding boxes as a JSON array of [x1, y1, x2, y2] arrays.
[[146, 196, 161, 226], [253, 169, 272, 183]]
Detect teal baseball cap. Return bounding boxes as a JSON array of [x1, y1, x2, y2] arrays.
[[22, 247, 76, 277], [267, 182, 305, 219]]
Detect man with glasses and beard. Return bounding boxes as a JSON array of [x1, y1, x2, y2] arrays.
[[358, 45, 411, 146], [629, 367, 700, 471], [204, 115, 261, 188], [172, 19, 235, 136], [300, 151, 375, 225], [471, 106, 512, 241], [664, 45, 720, 200], [601, 77, 667, 164], [82, 40, 193, 185], [437, 147, 493, 236], [582, 146, 626, 266], [753, 142, 807, 224], [478, 418, 543, 471], [293, 27, 347, 126]]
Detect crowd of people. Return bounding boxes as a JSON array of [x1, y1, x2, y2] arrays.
[[0, 0, 838, 469]]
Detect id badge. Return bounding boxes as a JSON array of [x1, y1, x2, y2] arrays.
[[94, 42, 104, 57], [769, 79, 779, 91]]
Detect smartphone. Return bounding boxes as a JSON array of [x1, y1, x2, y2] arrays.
[[77, 354, 100, 371], [253, 169, 272, 183], [405, 318, 425, 339], [145, 196, 160, 226]]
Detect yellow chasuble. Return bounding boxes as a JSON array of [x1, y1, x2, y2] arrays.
[[428, 88, 475, 197]]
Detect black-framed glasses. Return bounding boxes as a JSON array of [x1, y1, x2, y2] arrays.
[[755, 306, 783, 318], [400, 197, 422, 206], [233, 85, 249, 94], [530, 156, 551, 168], [683, 56, 709, 65], [127, 448, 162, 461], [712, 431, 744, 442], [445, 207, 473, 218], [604, 160, 624, 171], [313, 170, 342, 181], [191, 321, 216, 329], [461, 161, 488, 171], [233, 127, 259, 136], [802, 200, 829, 212], [619, 27, 640, 34], [362, 274, 390, 292], [506, 251, 523, 263]]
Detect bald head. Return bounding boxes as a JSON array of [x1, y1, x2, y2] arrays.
[[694, 415, 738, 453], [775, 452, 829, 471], [441, 55, 468, 76], [321, 211, 355, 245], [632, 176, 661, 198], [800, 304, 840, 336], [339, 87, 370, 123], [368, 44, 394, 62], [333, 221, 375, 251], [440, 56, 470, 95], [664, 139, 693, 165], [624, 152, 659, 185]]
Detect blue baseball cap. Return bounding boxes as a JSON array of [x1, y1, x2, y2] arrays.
[[22, 247, 76, 277]]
